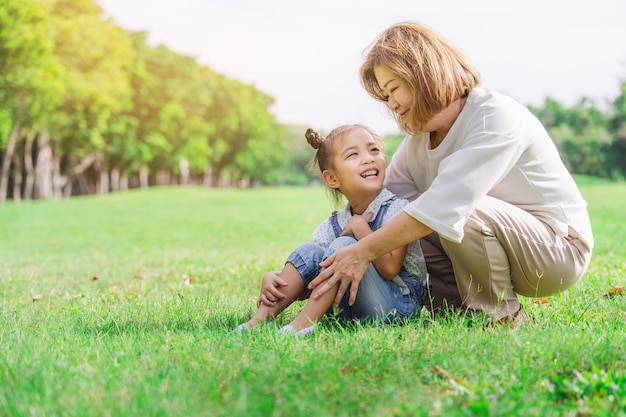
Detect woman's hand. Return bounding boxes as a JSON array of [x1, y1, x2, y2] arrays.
[[308, 243, 370, 307], [256, 271, 288, 308], [309, 212, 430, 307]]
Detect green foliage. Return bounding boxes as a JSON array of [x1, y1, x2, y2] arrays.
[[0, 0, 62, 142], [382, 133, 405, 161], [529, 93, 625, 180], [48, 0, 134, 162], [1, 0, 290, 198], [3, 0, 626, 202], [0, 184, 625, 416], [0, 108, 10, 149], [280, 124, 317, 185]]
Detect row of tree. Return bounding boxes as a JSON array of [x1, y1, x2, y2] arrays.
[[2, 0, 626, 204], [528, 87, 626, 180], [374, 86, 626, 182], [1, 0, 294, 204]]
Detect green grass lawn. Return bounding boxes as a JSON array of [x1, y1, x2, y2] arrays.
[[1, 182, 625, 417]]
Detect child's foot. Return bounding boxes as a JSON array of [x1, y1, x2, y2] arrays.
[[233, 323, 251, 333], [278, 324, 316, 336], [236, 317, 265, 332]]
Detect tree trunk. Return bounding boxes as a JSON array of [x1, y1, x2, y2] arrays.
[[179, 158, 189, 185], [11, 148, 23, 203], [206, 164, 224, 187], [53, 153, 66, 198], [119, 174, 128, 191], [23, 130, 36, 200], [0, 131, 18, 203], [110, 168, 120, 191], [35, 128, 54, 200], [139, 165, 149, 188], [203, 165, 212, 187], [156, 170, 170, 185], [60, 153, 97, 197], [0, 106, 28, 204], [99, 170, 109, 194], [75, 173, 91, 196]]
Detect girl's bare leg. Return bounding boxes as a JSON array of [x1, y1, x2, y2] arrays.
[[287, 284, 338, 331], [244, 262, 306, 329]]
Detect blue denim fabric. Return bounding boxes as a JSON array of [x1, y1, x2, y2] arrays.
[[286, 236, 423, 323]]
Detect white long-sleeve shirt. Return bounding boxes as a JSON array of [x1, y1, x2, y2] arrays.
[[385, 87, 594, 248]]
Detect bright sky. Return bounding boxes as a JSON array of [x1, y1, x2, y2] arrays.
[[96, 0, 626, 136]]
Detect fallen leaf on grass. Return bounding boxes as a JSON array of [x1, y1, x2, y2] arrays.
[[32, 294, 43, 302], [533, 298, 550, 305], [67, 293, 84, 300], [431, 365, 476, 398], [604, 286, 625, 298], [432, 365, 457, 381]]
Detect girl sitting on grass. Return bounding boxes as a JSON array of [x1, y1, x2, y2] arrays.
[[236, 125, 428, 335]]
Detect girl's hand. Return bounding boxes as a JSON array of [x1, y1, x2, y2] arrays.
[[308, 243, 370, 307], [256, 271, 288, 308], [341, 212, 373, 237]]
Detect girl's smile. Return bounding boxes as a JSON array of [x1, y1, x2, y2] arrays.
[[360, 168, 379, 179]]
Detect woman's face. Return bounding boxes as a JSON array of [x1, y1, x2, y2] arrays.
[[374, 65, 456, 135], [374, 66, 415, 130]]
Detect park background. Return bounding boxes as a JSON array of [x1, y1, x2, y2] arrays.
[[2, 1, 626, 416], [2, 0, 626, 202]]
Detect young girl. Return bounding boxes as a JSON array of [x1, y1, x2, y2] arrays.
[[236, 124, 428, 335]]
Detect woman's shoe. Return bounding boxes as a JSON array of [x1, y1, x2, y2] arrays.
[[488, 305, 530, 330]]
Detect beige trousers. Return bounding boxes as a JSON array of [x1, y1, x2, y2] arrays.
[[421, 196, 592, 321]]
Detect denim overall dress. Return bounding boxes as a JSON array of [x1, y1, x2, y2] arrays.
[[286, 197, 426, 323]]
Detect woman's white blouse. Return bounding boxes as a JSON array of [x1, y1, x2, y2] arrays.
[[385, 87, 594, 247]]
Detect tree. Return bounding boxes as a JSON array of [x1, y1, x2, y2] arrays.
[[45, 0, 134, 196], [113, 34, 216, 186], [529, 96, 611, 178], [1, 0, 313, 197], [279, 124, 317, 186], [609, 81, 626, 179], [0, 0, 63, 203]]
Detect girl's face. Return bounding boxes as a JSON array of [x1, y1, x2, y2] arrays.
[[323, 129, 386, 199], [373, 66, 415, 130]]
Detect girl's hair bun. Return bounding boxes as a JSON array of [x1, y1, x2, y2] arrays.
[[305, 128, 324, 150]]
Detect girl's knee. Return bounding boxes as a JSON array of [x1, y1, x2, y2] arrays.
[[287, 243, 325, 282], [326, 236, 357, 257]]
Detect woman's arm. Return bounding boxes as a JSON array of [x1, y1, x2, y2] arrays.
[[309, 211, 433, 307]]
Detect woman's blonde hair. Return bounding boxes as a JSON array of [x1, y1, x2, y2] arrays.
[[360, 22, 480, 133], [305, 124, 385, 207]]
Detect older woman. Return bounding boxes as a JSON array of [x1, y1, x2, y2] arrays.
[[308, 22, 593, 325]]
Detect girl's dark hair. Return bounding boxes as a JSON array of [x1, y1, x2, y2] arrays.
[[305, 124, 384, 206]]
